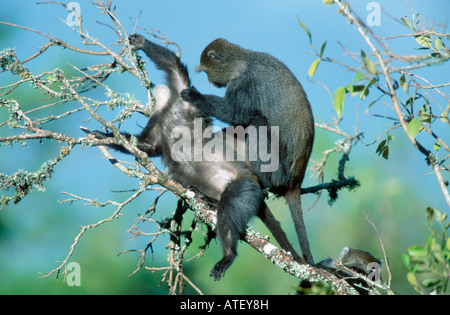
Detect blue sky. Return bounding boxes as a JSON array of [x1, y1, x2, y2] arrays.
[[2, 1, 448, 106], [0, 0, 449, 294]]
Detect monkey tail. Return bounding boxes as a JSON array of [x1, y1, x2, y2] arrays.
[[284, 189, 314, 264], [211, 178, 265, 280]]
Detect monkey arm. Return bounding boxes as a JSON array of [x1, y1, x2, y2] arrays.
[[129, 34, 179, 71], [129, 34, 190, 92], [180, 87, 227, 115], [181, 87, 256, 126]]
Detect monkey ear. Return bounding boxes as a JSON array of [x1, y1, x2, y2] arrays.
[[207, 49, 223, 62]]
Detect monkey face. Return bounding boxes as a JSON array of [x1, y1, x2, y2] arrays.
[[196, 38, 246, 88]]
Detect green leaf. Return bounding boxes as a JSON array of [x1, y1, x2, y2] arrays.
[[322, 0, 334, 5], [426, 207, 435, 223], [433, 142, 441, 151], [407, 118, 422, 139], [407, 272, 418, 289], [380, 145, 389, 160], [320, 40, 327, 58], [401, 252, 411, 269], [419, 105, 432, 124], [445, 221, 450, 230], [427, 234, 437, 252], [378, 139, 387, 148], [350, 85, 364, 97], [434, 208, 444, 224], [415, 263, 431, 273], [308, 58, 321, 78], [360, 85, 370, 100], [353, 71, 364, 82], [408, 245, 426, 258], [415, 35, 432, 48], [368, 100, 377, 108], [345, 83, 353, 92], [421, 277, 441, 288], [376, 139, 389, 160], [435, 37, 443, 51], [401, 16, 415, 31], [400, 73, 408, 92], [412, 14, 420, 28], [297, 17, 312, 45], [333, 86, 346, 118], [367, 77, 378, 87], [442, 212, 447, 223], [361, 50, 378, 75]]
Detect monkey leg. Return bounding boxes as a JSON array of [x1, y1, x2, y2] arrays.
[[284, 189, 314, 265], [258, 204, 305, 264], [211, 178, 264, 281]]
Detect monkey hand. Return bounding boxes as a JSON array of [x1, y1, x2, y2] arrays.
[[129, 33, 146, 50], [181, 86, 202, 102]]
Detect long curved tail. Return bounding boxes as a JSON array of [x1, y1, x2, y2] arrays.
[[285, 189, 314, 264]]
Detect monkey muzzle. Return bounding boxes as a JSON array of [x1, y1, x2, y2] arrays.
[[195, 64, 207, 72]]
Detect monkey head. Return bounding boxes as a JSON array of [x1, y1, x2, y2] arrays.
[[196, 38, 248, 88]]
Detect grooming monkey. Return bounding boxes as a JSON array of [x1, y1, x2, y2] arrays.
[[85, 34, 302, 280], [181, 38, 315, 264]]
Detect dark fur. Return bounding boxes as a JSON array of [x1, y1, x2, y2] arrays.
[[181, 38, 315, 263], [316, 247, 382, 294], [88, 34, 302, 280]]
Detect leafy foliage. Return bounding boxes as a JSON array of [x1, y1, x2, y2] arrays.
[[402, 208, 450, 295]]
